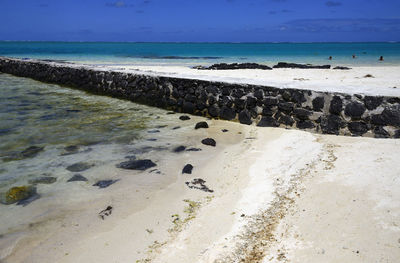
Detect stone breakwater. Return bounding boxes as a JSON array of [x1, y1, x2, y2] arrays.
[[1, 57, 399, 138]]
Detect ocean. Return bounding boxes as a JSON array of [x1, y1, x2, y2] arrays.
[[1, 42, 400, 66]]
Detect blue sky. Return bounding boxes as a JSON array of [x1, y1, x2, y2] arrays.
[[0, 0, 399, 42]]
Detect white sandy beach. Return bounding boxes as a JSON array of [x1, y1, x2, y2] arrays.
[[94, 64, 400, 97], [2, 119, 399, 263]]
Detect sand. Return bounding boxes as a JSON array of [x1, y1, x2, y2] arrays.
[[94, 65, 400, 97], [3, 120, 399, 263]]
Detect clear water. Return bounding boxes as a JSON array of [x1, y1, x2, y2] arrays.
[[1, 42, 400, 66]]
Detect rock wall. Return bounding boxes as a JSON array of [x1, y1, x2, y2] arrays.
[[1, 57, 399, 138]]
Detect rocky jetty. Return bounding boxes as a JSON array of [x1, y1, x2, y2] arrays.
[[273, 62, 331, 69], [0, 57, 399, 138], [194, 63, 272, 70]]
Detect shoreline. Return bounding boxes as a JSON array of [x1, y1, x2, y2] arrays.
[[1, 57, 399, 139]]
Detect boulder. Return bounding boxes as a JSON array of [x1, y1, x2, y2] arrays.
[[182, 164, 194, 174], [344, 102, 366, 119], [374, 126, 390, 138], [329, 96, 343, 115], [296, 120, 315, 129], [201, 138, 216, 147], [273, 62, 331, 69], [195, 121, 209, 129], [320, 115, 344, 134], [312, 97, 325, 112], [219, 106, 236, 120], [173, 146, 186, 153], [182, 101, 195, 114], [364, 96, 383, 110], [293, 108, 312, 120], [348, 122, 368, 136], [208, 105, 220, 118], [278, 115, 295, 126], [278, 102, 294, 114], [0, 186, 37, 205], [28, 177, 57, 185], [179, 115, 191, 121], [238, 110, 252, 125], [257, 116, 279, 127]]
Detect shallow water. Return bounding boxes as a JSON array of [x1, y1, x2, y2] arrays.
[[0, 73, 208, 256]]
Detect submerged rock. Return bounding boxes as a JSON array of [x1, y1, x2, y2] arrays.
[[66, 162, 94, 172], [3, 146, 44, 161], [333, 66, 351, 70], [201, 138, 216, 147], [67, 174, 88, 182], [182, 164, 194, 174], [179, 115, 191, 121], [0, 186, 37, 205], [28, 176, 57, 185], [195, 122, 209, 129], [93, 180, 119, 189], [147, 129, 160, 134], [173, 146, 186, 153], [116, 159, 157, 170]]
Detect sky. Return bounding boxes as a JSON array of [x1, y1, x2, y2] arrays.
[[0, 0, 399, 42]]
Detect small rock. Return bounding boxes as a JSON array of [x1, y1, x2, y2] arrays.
[[195, 122, 209, 129], [147, 129, 160, 133], [221, 129, 229, 132], [172, 126, 181, 130], [117, 159, 157, 170], [363, 74, 374, 78], [66, 162, 94, 172], [28, 177, 57, 185], [173, 146, 186, 153], [179, 115, 191, 121], [93, 180, 119, 189], [182, 164, 194, 174], [99, 206, 113, 220], [0, 186, 37, 205], [20, 146, 44, 159], [64, 145, 79, 152], [186, 148, 202, 152], [201, 138, 216, 147], [67, 174, 88, 182]]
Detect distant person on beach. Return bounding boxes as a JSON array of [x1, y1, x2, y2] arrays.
[[352, 54, 356, 59], [379, 56, 384, 61], [329, 56, 332, 60]]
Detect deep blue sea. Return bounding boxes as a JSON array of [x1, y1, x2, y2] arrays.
[[1, 42, 400, 66]]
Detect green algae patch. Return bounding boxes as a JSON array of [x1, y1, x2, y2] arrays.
[[0, 186, 37, 205]]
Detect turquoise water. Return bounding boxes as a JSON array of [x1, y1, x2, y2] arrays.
[[1, 42, 400, 66]]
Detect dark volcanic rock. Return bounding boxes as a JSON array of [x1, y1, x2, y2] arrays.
[[279, 115, 295, 126], [320, 115, 344, 134], [67, 174, 88, 182], [296, 120, 315, 129], [196, 63, 272, 70], [186, 148, 202, 152], [278, 102, 294, 114], [93, 179, 119, 189], [173, 146, 186, 153], [182, 164, 194, 174], [273, 62, 331, 69], [147, 129, 160, 134], [182, 101, 195, 114], [66, 162, 94, 172], [0, 186, 37, 205], [238, 110, 252, 125], [219, 106, 236, 120], [364, 96, 383, 110], [329, 96, 343, 115], [179, 115, 191, 121], [28, 177, 57, 185], [221, 129, 229, 132], [293, 108, 312, 120], [195, 121, 209, 129], [374, 126, 390, 138], [312, 97, 325, 112], [201, 138, 216, 147], [116, 159, 157, 170], [344, 102, 366, 119], [372, 106, 400, 126], [20, 146, 44, 159], [208, 105, 220, 117], [333, 66, 351, 70], [257, 116, 279, 127], [348, 122, 368, 136]]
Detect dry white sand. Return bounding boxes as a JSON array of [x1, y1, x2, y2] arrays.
[[97, 65, 400, 97]]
